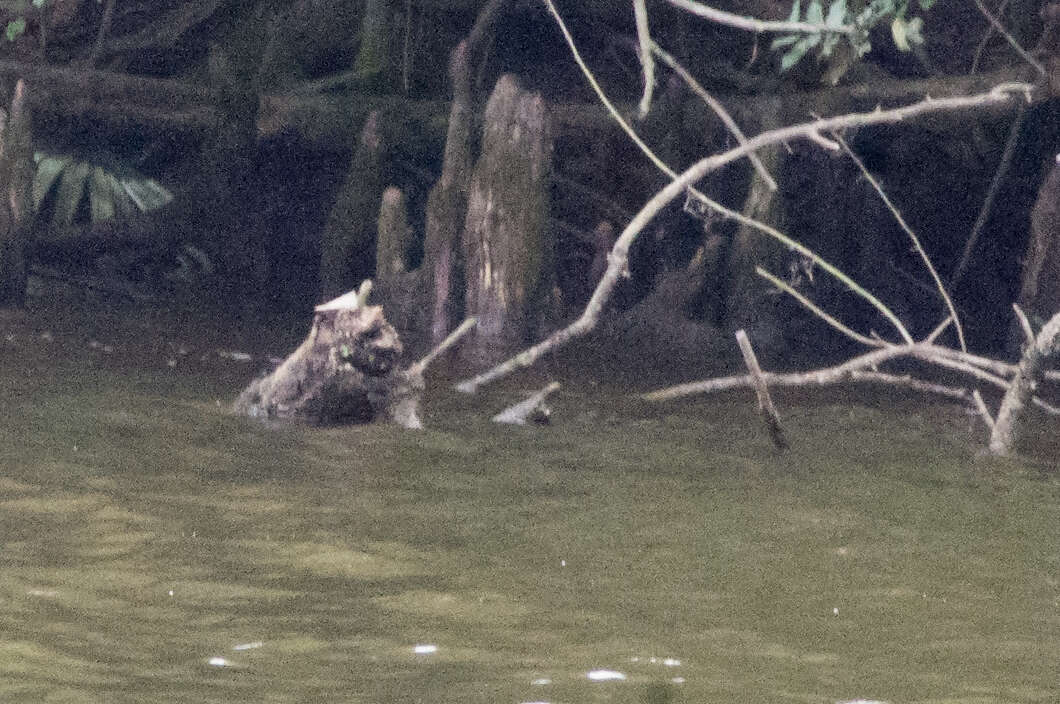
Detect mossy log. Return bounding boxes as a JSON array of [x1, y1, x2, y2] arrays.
[[234, 289, 423, 428]]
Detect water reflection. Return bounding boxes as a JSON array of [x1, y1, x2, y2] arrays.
[[1, 310, 1057, 703]]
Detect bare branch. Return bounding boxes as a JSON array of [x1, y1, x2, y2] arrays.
[[634, 0, 655, 119], [664, 0, 856, 36], [409, 317, 476, 377], [972, 390, 995, 430], [1012, 303, 1035, 346], [649, 41, 776, 190], [756, 266, 884, 348], [455, 82, 1033, 392]]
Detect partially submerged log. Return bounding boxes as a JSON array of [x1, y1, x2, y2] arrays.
[[234, 282, 423, 428]]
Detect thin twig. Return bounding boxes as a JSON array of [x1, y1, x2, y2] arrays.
[[924, 316, 953, 344], [972, 390, 995, 430], [736, 329, 788, 449], [970, 0, 1010, 74], [950, 102, 1026, 291], [409, 317, 476, 377], [88, 0, 117, 67], [756, 266, 884, 348], [836, 134, 966, 351], [1012, 302, 1034, 346], [971, 0, 1046, 77], [649, 41, 776, 190]]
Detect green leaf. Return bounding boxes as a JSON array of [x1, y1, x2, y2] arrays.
[[785, 0, 802, 23], [32, 154, 70, 213], [825, 0, 847, 27], [891, 16, 909, 51], [110, 173, 137, 221], [5, 18, 25, 42], [806, 0, 824, 24], [904, 16, 924, 46], [33, 0, 47, 7], [120, 177, 173, 212], [51, 161, 90, 228], [781, 35, 819, 71], [771, 33, 800, 50], [88, 167, 115, 223]]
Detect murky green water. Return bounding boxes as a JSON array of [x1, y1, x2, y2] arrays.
[[1, 304, 1057, 703]]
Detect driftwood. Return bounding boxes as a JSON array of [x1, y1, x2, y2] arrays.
[[234, 283, 475, 429], [233, 284, 420, 427]]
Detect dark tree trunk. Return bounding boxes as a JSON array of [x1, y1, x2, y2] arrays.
[[1016, 159, 1060, 331], [0, 81, 34, 308], [460, 73, 553, 366]]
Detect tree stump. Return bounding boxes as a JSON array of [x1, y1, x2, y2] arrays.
[[461, 73, 553, 365], [424, 40, 473, 344], [233, 286, 423, 428], [375, 186, 428, 344]]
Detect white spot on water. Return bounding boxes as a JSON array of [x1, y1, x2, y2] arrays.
[[833, 607, 840, 616], [530, 678, 551, 686], [671, 677, 685, 684], [413, 644, 437, 655], [662, 657, 681, 667], [233, 641, 263, 651], [26, 589, 59, 598], [207, 657, 231, 667], [586, 669, 626, 681]]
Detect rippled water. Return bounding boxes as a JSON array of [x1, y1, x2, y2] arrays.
[[1, 304, 1057, 703]]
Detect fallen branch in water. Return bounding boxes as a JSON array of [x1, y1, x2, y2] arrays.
[[453, 82, 1035, 394], [641, 311, 1060, 455]]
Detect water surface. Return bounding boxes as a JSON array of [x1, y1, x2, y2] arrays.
[[1, 304, 1057, 703]]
